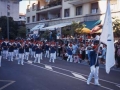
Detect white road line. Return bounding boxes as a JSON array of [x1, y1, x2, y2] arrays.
[[72, 73, 87, 80], [0, 80, 15, 90], [45, 65, 53, 70], [28, 61, 32, 64], [116, 84, 120, 88], [26, 62, 114, 90], [40, 62, 120, 85]]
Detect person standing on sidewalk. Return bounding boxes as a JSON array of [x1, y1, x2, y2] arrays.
[[87, 45, 100, 86]]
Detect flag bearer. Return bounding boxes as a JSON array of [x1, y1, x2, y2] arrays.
[[87, 46, 100, 86], [18, 43, 25, 65], [25, 42, 29, 60], [49, 43, 56, 63], [34, 44, 41, 63], [8, 41, 14, 61]]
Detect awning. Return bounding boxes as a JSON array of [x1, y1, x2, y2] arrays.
[[84, 20, 101, 30], [30, 23, 45, 31], [41, 23, 71, 31]]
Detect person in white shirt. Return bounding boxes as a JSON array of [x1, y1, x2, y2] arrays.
[[94, 34, 100, 44]]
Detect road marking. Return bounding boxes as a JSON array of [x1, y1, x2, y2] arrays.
[[39, 62, 120, 85], [26, 62, 114, 90], [72, 72, 87, 80], [116, 84, 120, 88], [0, 80, 15, 90], [45, 65, 53, 70], [28, 61, 32, 64]]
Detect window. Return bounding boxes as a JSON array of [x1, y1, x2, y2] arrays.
[[27, 5, 30, 12], [76, 6, 82, 16], [32, 16, 35, 22], [64, 9, 70, 17], [27, 17, 30, 23], [91, 2, 98, 14], [32, 3, 36, 11]]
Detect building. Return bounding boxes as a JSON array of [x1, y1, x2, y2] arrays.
[[26, 0, 120, 33], [18, 13, 26, 26], [0, 0, 22, 21]]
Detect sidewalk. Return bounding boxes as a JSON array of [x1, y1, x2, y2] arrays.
[[57, 57, 120, 71]]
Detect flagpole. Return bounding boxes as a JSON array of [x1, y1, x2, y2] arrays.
[[7, 0, 9, 40]]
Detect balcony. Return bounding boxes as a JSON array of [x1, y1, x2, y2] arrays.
[[36, 9, 62, 22], [69, 0, 99, 5], [37, 0, 62, 13]]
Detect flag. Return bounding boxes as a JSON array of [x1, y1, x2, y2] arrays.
[[100, 0, 115, 74], [7, 5, 10, 10], [7, 4, 10, 16]]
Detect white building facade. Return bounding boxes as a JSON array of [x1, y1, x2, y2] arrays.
[[26, 0, 120, 31], [0, 0, 21, 21]]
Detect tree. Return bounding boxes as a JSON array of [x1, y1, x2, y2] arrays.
[[112, 17, 120, 37], [41, 30, 49, 39], [17, 26, 26, 38], [0, 16, 19, 39]]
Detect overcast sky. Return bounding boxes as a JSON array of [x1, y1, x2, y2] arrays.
[[19, 0, 29, 14]]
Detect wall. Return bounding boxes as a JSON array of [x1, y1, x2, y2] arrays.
[[26, 0, 37, 23], [0, 0, 19, 21]]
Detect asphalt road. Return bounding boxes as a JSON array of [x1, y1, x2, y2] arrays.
[[0, 57, 120, 90]]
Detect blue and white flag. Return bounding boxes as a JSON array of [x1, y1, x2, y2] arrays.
[[100, 0, 115, 74]]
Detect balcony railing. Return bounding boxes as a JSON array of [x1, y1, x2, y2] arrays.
[[37, 0, 62, 11]]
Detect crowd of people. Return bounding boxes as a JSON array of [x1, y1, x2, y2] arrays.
[[0, 37, 120, 67], [0, 34, 120, 86]]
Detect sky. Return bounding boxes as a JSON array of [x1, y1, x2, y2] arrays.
[[19, 0, 29, 14]]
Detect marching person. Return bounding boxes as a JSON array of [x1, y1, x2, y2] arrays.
[[32, 42, 37, 58], [2, 40, 8, 59], [45, 42, 50, 58], [49, 43, 56, 63], [87, 45, 100, 86], [25, 42, 29, 60], [13, 41, 18, 58], [34, 44, 41, 63], [40, 42, 43, 60], [8, 41, 14, 61], [29, 42, 32, 57], [18, 42, 25, 65]]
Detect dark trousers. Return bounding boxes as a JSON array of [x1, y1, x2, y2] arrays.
[[58, 48, 62, 57], [117, 56, 120, 67]]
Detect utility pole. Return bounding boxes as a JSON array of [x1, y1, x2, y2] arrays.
[[7, 0, 9, 40]]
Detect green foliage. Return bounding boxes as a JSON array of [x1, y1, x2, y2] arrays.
[[62, 21, 85, 36], [112, 17, 120, 37], [18, 26, 26, 38], [0, 16, 19, 39], [41, 30, 49, 39]]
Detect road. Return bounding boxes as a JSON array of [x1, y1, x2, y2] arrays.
[[0, 57, 120, 90]]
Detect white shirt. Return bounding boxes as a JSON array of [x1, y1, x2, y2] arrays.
[[95, 35, 100, 40]]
